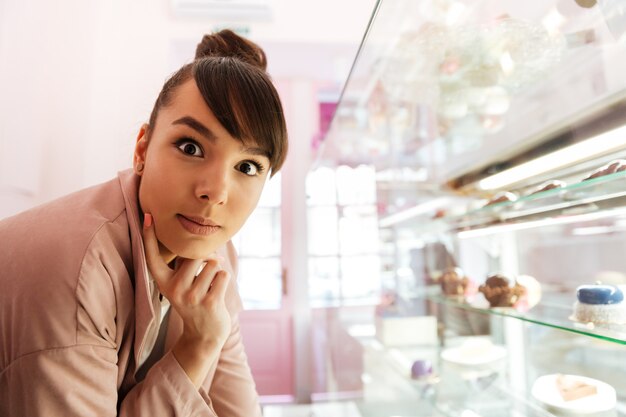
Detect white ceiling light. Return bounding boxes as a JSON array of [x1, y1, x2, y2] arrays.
[[477, 125, 626, 191]]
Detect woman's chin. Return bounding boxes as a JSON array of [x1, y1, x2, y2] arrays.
[[164, 240, 222, 261]]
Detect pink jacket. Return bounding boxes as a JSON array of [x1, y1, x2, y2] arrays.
[[0, 170, 262, 417]]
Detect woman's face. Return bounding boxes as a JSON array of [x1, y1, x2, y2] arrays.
[[134, 79, 270, 262]]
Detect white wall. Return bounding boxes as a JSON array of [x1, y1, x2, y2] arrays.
[[0, 0, 376, 219]]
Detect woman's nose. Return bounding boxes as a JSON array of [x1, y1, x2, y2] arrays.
[[196, 165, 228, 205]]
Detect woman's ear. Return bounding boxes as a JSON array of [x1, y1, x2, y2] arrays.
[[133, 123, 150, 176]]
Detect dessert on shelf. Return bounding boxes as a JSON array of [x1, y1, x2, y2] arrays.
[[582, 159, 626, 181], [555, 374, 597, 401], [528, 180, 566, 195], [410, 359, 433, 380], [478, 273, 526, 308], [439, 267, 470, 298], [570, 283, 626, 324], [532, 374, 616, 414], [514, 274, 542, 311], [484, 191, 518, 207]]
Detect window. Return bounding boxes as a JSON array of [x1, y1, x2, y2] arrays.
[[232, 173, 282, 310], [307, 165, 381, 306]]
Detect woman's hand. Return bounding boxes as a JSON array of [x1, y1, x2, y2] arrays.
[[142, 213, 232, 387]]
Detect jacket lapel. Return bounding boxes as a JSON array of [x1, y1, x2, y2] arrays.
[[117, 170, 157, 374]]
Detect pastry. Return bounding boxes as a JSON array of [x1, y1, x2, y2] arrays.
[[479, 274, 526, 307], [440, 267, 469, 297], [410, 359, 433, 380], [514, 275, 542, 311], [484, 191, 518, 207], [529, 180, 566, 195], [583, 159, 626, 181], [556, 374, 597, 401], [571, 283, 626, 324]]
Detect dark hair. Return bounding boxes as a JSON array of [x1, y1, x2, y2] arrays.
[[147, 29, 287, 175]]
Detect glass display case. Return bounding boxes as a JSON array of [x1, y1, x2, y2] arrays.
[[318, 0, 626, 416]]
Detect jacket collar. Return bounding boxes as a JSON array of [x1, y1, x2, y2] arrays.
[[117, 169, 155, 371]]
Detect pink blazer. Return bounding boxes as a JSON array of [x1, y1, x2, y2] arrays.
[[0, 170, 262, 417]]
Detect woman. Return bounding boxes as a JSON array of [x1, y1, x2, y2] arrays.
[[0, 29, 287, 417]]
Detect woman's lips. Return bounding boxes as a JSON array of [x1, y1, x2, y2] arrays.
[[177, 214, 221, 236]]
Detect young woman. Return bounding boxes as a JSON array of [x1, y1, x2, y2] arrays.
[[0, 29, 287, 417]]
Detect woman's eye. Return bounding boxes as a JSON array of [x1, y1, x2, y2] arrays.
[[238, 161, 260, 176], [177, 140, 203, 157]]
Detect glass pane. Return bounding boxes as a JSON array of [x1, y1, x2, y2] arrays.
[[258, 172, 281, 207], [308, 206, 339, 255], [232, 208, 280, 257], [238, 258, 282, 310], [339, 205, 380, 255], [323, 0, 626, 190], [306, 167, 337, 206], [340, 255, 381, 301], [308, 256, 340, 306], [336, 164, 377, 206]]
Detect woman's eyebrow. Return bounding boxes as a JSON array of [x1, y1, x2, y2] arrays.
[[242, 146, 270, 159], [173, 115, 270, 159], [172, 116, 217, 141]]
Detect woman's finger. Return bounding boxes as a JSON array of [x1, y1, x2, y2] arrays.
[[172, 257, 204, 290], [142, 213, 172, 284], [190, 258, 220, 293], [207, 270, 230, 301], [188, 270, 214, 305]]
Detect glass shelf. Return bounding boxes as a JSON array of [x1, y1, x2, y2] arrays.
[[427, 292, 626, 345], [407, 169, 626, 235]]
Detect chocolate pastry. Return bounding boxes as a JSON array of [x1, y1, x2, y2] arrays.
[[440, 267, 469, 297], [583, 159, 626, 181], [479, 274, 526, 307], [529, 180, 566, 195], [484, 191, 518, 207]]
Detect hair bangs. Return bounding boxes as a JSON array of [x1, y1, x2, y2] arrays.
[[193, 57, 287, 175]]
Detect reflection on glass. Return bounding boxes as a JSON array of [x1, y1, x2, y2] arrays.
[[322, 0, 626, 188]]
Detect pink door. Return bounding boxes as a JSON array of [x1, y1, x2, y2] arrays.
[[233, 166, 303, 403]]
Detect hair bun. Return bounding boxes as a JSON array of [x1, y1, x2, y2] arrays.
[[195, 29, 267, 71]]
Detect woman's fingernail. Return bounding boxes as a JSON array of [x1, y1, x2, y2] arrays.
[[144, 213, 153, 228]]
